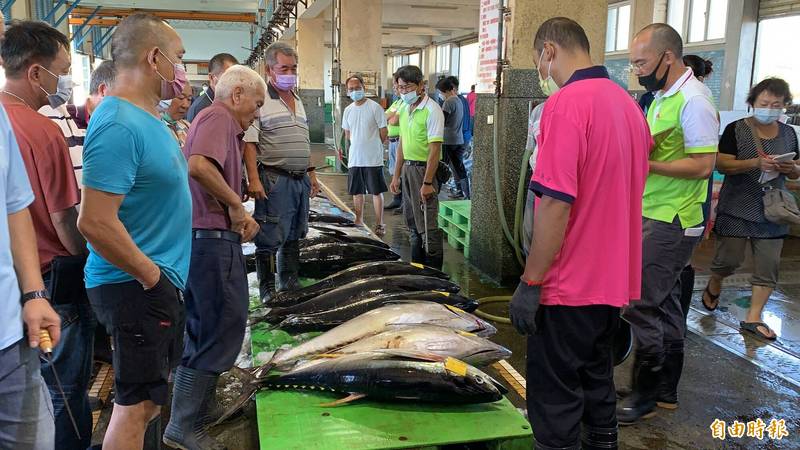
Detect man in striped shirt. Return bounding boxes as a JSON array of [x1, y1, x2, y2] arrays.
[[40, 60, 115, 188], [244, 42, 320, 302]]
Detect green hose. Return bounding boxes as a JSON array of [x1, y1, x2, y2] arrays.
[[474, 295, 512, 324], [490, 95, 537, 269]]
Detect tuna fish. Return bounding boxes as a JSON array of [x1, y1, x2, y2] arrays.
[[299, 325, 512, 367], [260, 276, 462, 324], [308, 210, 356, 225], [265, 261, 450, 308], [274, 291, 479, 333], [300, 227, 390, 249], [299, 243, 401, 279], [267, 302, 496, 369], [216, 351, 507, 423]]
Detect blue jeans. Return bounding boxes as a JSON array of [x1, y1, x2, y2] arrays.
[[41, 271, 96, 450], [0, 340, 55, 450], [182, 238, 248, 374], [253, 169, 311, 254]]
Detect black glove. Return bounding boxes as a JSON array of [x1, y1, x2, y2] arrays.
[[509, 281, 541, 335]]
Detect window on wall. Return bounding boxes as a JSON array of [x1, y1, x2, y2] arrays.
[[458, 42, 479, 93], [606, 2, 632, 53], [436, 44, 451, 73], [408, 52, 420, 68], [754, 15, 800, 105], [668, 0, 728, 43]]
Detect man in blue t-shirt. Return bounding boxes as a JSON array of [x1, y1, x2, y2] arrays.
[[77, 14, 191, 449]]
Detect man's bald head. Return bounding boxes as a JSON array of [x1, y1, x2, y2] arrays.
[[634, 23, 683, 59], [111, 13, 178, 69]]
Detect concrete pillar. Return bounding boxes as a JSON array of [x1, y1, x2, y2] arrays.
[[628, 0, 656, 88], [297, 17, 327, 143], [506, 0, 608, 69], [722, 0, 759, 110], [469, 0, 608, 283], [340, 0, 382, 96]]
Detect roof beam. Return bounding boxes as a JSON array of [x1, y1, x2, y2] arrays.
[[70, 6, 256, 23], [68, 18, 119, 26]]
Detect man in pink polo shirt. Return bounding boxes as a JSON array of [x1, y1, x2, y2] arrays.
[[509, 18, 652, 450]]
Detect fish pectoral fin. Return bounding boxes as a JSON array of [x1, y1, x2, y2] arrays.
[[319, 393, 367, 407]]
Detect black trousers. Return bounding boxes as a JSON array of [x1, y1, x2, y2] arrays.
[[526, 305, 620, 447], [442, 144, 468, 182]]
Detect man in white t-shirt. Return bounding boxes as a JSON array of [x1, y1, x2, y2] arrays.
[[342, 74, 389, 233]]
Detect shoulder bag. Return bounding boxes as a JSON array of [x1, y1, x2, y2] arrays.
[[745, 118, 800, 225]]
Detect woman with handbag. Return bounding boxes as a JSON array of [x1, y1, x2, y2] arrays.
[[702, 78, 799, 340]]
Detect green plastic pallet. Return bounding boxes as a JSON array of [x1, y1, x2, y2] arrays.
[[250, 319, 530, 450], [324, 155, 336, 168], [438, 200, 471, 226]]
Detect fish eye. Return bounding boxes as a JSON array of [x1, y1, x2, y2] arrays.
[[474, 376, 484, 384]]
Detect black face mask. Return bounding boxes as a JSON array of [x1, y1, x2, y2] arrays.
[[637, 53, 669, 93]]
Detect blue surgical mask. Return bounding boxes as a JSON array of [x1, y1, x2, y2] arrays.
[[753, 108, 783, 125], [349, 90, 365, 102], [401, 91, 419, 105], [39, 66, 73, 108]]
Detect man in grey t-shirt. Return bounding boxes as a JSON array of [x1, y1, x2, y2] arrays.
[[436, 77, 469, 198]]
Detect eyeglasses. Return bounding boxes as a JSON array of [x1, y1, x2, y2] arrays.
[[396, 83, 418, 93], [626, 52, 667, 74]]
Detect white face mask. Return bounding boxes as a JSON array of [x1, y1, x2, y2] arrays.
[[537, 50, 559, 97], [753, 107, 783, 125]]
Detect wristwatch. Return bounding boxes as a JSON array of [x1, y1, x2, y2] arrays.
[[423, 181, 433, 186], [21, 289, 50, 305]]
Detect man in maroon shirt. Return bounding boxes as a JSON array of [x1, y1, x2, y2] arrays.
[[0, 21, 92, 449], [163, 65, 264, 449]]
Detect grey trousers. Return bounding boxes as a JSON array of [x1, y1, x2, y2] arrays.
[[401, 163, 444, 269], [623, 218, 702, 357], [0, 340, 54, 450], [710, 236, 784, 288]]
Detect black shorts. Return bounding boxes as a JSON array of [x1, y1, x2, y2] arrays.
[[347, 166, 388, 195], [88, 274, 185, 406]]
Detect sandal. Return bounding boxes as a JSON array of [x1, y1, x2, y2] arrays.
[[701, 285, 720, 311], [374, 224, 387, 237], [740, 321, 777, 341]]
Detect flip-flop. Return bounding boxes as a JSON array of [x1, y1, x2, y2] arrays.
[[702, 285, 720, 311], [740, 321, 777, 341]]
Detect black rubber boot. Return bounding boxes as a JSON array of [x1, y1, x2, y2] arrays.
[[617, 354, 662, 425], [384, 193, 402, 210], [409, 229, 427, 266], [143, 416, 162, 450], [656, 341, 684, 410], [581, 425, 618, 450], [533, 438, 580, 450], [255, 252, 276, 303], [163, 366, 227, 450], [277, 240, 301, 292]]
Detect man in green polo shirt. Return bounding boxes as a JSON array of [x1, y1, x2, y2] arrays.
[[385, 80, 404, 210], [619, 23, 719, 425], [389, 65, 446, 270]]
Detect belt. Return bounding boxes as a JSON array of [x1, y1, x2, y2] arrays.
[[259, 164, 307, 179], [388, 137, 400, 142], [404, 160, 427, 167], [192, 229, 242, 243]]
